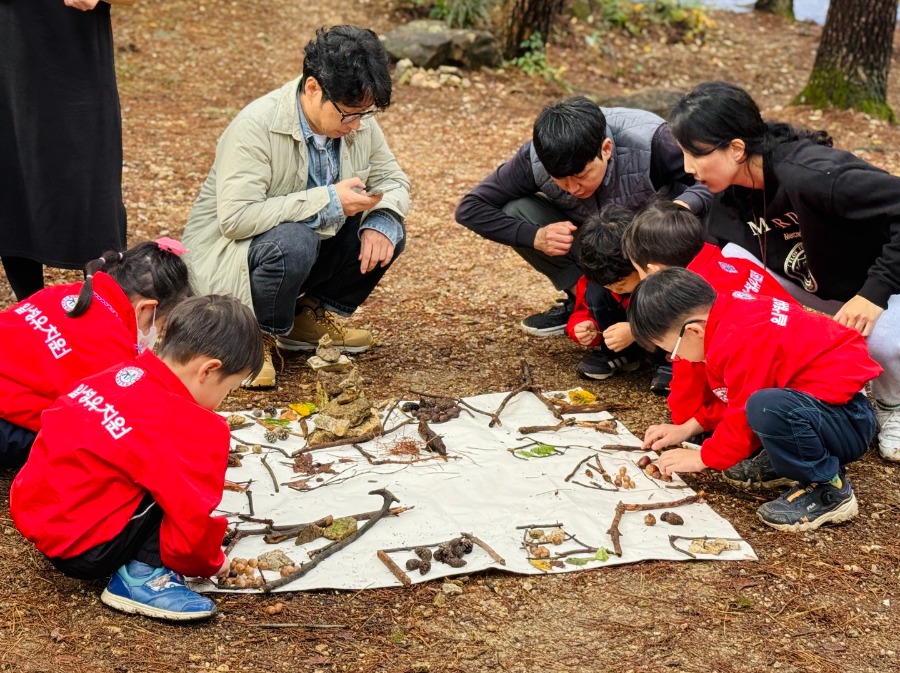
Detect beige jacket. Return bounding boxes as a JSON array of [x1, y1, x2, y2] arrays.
[[181, 77, 410, 308]]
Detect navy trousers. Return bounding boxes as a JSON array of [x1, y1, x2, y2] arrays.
[[745, 389, 876, 484], [0, 418, 37, 469]]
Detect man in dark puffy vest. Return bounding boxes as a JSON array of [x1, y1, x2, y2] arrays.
[[455, 96, 710, 339]]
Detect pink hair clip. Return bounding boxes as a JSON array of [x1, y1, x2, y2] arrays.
[[156, 237, 188, 256]]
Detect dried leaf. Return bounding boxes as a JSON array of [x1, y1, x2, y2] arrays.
[[223, 480, 246, 493], [567, 388, 597, 405], [285, 479, 310, 491], [528, 559, 553, 572], [288, 402, 318, 418]]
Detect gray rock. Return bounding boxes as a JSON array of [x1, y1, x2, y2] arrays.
[[382, 20, 453, 69], [591, 88, 688, 120], [383, 20, 502, 70]]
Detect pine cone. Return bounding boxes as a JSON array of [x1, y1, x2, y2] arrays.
[[263, 429, 278, 443], [418, 560, 431, 575], [405, 558, 422, 571], [445, 557, 467, 568], [414, 547, 432, 562]]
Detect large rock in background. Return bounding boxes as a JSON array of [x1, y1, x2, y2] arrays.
[[382, 20, 502, 70]]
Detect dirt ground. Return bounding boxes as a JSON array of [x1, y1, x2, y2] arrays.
[[2, 2, 900, 671]]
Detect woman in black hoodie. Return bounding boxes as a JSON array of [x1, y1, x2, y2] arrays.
[[668, 81, 900, 462]]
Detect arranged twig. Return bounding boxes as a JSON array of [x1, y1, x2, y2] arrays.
[[515, 522, 564, 530], [260, 454, 280, 493], [263, 489, 400, 592], [460, 532, 506, 566], [550, 400, 632, 414], [245, 488, 255, 517], [606, 493, 704, 557], [564, 454, 596, 482], [231, 435, 292, 459], [376, 549, 412, 586], [488, 360, 535, 427], [519, 419, 577, 434], [417, 419, 447, 458], [601, 443, 654, 453], [352, 443, 458, 466], [223, 529, 248, 557], [291, 419, 413, 455], [238, 514, 274, 525], [410, 390, 494, 419]]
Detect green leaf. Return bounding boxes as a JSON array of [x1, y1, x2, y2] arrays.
[[530, 444, 557, 457], [594, 547, 609, 562], [564, 557, 592, 566], [263, 418, 292, 427]]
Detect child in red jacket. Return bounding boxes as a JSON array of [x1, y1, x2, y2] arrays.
[[629, 268, 880, 531], [623, 200, 798, 452], [566, 205, 644, 381], [0, 239, 191, 468], [10, 295, 264, 621]]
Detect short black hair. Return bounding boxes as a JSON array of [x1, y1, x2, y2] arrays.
[[533, 96, 607, 178], [629, 268, 717, 350], [157, 295, 264, 380], [622, 200, 705, 269], [301, 25, 392, 110], [577, 204, 636, 286]]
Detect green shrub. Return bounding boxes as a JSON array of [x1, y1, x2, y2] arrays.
[[416, 0, 494, 28], [587, 0, 715, 44]]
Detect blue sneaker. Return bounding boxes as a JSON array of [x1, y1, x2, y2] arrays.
[[101, 561, 216, 621], [756, 476, 858, 532]]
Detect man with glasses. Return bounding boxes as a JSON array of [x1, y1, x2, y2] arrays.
[[183, 26, 409, 387]]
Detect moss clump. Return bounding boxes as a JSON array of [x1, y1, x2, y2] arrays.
[[794, 69, 895, 123]]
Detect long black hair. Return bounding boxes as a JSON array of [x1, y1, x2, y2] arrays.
[[67, 241, 191, 318], [669, 81, 832, 159]]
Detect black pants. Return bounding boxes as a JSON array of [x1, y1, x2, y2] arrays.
[[0, 418, 37, 469], [247, 214, 406, 334], [502, 196, 583, 292], [1, 256, 44, 301], [49, 492, 163, 581]]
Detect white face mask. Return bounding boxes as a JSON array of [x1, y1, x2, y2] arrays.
[[137, 305, 158, 354]]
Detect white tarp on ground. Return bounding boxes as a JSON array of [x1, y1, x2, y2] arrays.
[[192, 391, 755, 593]]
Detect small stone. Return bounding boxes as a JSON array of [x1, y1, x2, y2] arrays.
[[323, 517, 357, 541], [442, 582, 463, 596]]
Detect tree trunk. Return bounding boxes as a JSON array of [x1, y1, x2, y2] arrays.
[[754, 0, 794, 21], [793, 0, 897, 121], [501, 0, 566, 59]]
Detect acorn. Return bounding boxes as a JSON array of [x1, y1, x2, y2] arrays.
[[618, 466, 627, 477], [405, 558, 422, 571], [637, 455, 652, 469], [644, 514, 657, 526], [279, 565, 296, 577], [613, 475, 623, 488], [661, 512, 684, 526]]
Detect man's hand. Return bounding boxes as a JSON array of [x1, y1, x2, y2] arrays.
[[657, 447, 707, 475], [359, 229, 395, 274], [533, 221, 576, 256], [602, 322, 634, 352], [65, 0, 102, 9], [335, 177, 384, 217], [834, 294, 884, 337], [572, 320, 599, 346], [642, 419, 703, 451]]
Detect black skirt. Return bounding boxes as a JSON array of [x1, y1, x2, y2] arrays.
[[0, 0, 127, 268]]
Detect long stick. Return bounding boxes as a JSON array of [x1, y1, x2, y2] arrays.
[[376, 549, 412, 586], [261, 454, 280, 493], [606, 493, 704, 557], [262, 489, 400, 592], [519, 419, 576, 434], [291, 419, 412, 455], [460, 532, 506, 566], [488, 360, 534, 428]]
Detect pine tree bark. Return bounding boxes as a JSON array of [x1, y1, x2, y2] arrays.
[[794, 0, 897, 121], [754, 0, 794, 21], [501, 0, 566, 59]]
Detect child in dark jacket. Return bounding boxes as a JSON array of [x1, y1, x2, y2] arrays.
[[623, 200, 798, 449], [566, 205, 644, 381], [0, 239, 191, 468], [629, 268, 880, 531], [11, 295, 264, 621]]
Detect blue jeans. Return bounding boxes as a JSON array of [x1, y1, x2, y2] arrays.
[[247, 215, 405, 335], [0, 418, 37, 469], [746, 389, 876, 484]]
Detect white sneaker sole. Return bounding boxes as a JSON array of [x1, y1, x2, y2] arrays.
[[577, 360, 641, 380], [276, 337, 370, 353], [758, 492, 858, 532], [519, 323, 567, 337], [100, 588, 216, 621], [878, 442, 900, 462]]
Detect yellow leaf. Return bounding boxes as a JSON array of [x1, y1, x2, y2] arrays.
[[288, 402, 317, 417], [529, 559, 553, 573], [567, 389, 597, 405]]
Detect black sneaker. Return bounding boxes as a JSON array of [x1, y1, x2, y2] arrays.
[[576, 349, 641, 380], [650, 364, 672, 397], [723, 450, 798, 489], [756, 476, 858, 532], [520, 297, 575, 337]]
